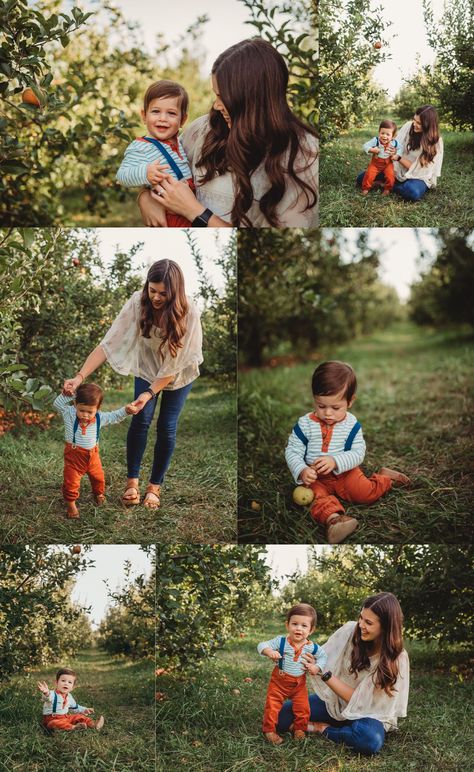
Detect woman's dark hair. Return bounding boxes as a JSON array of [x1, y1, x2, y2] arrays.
[[197, 38, 318, 227], [311, 361, 357, 402], [407, 105, 440, 166], [140, 260, 188, 358], [350, 592, 404, 696], [286, 603, 317, 630]]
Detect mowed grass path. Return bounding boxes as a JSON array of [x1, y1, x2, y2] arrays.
[[157, 616, 474, 771], [0, 649, 154, 772], [320, 122, 474, 227], [238, 323, 473, 544], [0, 378, 236, 544]]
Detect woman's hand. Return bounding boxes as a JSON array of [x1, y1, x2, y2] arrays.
[[132, 391, 154, 413], [63, 374, 83, 395], [137, 190, 168, 227], [301, 652, 321, 676], [155, 177, 204, 222]]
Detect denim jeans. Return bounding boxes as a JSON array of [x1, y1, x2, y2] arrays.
[[356, 170, 429, 201], [126, 377, 193, 484], [277, 693, 385, 756]]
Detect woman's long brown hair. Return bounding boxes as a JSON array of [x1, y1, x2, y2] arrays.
[[350, 592, 404, 696], [197, 38, 318, 227], [139, 260, 188, 358], [407, 105, 440, 167]]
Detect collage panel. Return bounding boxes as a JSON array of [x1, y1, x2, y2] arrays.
[[156, 544, 473, 771], [0, 544, 155, 770], [0, 228, 237, 544], [238, 227, 473, 544], [319, 0, 473, 227]]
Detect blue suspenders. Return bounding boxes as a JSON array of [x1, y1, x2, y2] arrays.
[[72, 413, 101, 447], [51, 692, 78, 715], [142, 136, 184, 180], [292, 419, 362, 462], [278, 637, 319, 672]]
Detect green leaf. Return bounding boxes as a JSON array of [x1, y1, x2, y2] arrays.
[[20, 228, 35, 248]]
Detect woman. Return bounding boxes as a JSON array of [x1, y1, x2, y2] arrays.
[[63, 260, 203, 509], [277, 592, 409, 755], [139, 38, 318, 228], [356, 105, 443, 202]]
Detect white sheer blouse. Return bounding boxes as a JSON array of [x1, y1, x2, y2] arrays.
[[308, 622, 410, 732], [181, 115, 319, 227], [100, 291, 203, 390], [393, 121, 444, 188]]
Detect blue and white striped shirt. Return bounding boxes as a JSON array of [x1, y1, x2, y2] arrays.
[[258, 636, 328, 676], [42, 690, 87, 716], [285, 410, 366, 483], [116, 137, 192, 187], [53, 393, 128, 449]]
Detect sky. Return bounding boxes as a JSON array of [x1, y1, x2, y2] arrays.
[[95, 228, 233, 296], [70, 545, 153, 628]]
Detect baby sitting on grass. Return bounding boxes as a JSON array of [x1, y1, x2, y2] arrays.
[[38, 668, 104, 731]]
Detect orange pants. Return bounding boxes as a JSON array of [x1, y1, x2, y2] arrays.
[[42, 713, 95, 731], [262, 667, 309, 733], [310, 467, 392, 525], [166, 213, 192, 227], [62, 443, 105, 502], [362, 156, 395, 192]]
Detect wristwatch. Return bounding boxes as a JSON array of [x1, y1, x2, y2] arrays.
[[191, 208, 213, 227], [145, 387, 155, 399], [321, 671, 332, 682]]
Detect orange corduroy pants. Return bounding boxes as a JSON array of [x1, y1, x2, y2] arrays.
[[42, 713, 95, 731], [62, 443, 105, 502], [362, 156, 396, 192], [310, 467, 392, 525], [262, 667, 309, 733]]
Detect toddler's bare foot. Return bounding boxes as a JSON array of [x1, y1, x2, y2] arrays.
[[378, 467, 411, 486], [66, 501, 79, 519], [264, 731, 283, 745], [381, 189, 391, 196], [94, 715, 105, 731], [294, 729, 306, 740], [308, 721, 330, 734], [94, 494, 105, 506], [326, 514, 358, 544], [361, 190, 369, 196]]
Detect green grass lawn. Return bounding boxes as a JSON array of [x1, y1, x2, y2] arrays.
[[0, 378, 236, 544], [0, 649, 155, 772], [320, 122, 474, 227], [157, 615, 474, 771], [238, 323, 473, 544]]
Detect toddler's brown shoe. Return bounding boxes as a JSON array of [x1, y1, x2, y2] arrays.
[[264, 731, 283, 745], [326, 514, 357, 544]]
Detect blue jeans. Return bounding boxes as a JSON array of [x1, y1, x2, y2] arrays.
[[126, 377, 193, 484], [277, 693, 385, 756], [356, 171, 429, 201]]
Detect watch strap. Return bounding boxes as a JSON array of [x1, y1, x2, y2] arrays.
[[191, 208, 213, 227], [321, 670, 332, 682]]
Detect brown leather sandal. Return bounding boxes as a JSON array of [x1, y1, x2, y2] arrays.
[[122, 485, 140, 506], [143, 484, 161, 509]]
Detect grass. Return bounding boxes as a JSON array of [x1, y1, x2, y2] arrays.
[[157, 615, 474, 771], [320, 121, 474, 226], [238, 322, 473, 544], [0, 648, 155, 771], [0, 378, 236, 544]]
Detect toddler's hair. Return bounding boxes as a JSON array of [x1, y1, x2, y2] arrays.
[[312, 361, 357, 402], [143, 80, 189, 117], [56, 668, 77, 681], [379, 119, 397, 136], [286, 603, 317, 629], [75, 382, 103, 408]]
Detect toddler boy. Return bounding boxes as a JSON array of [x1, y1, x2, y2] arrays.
[[38, 668, 104, 731], [117, 79, 194, 226], [285, 361, 409, 543], [361, 120, 400, 195]]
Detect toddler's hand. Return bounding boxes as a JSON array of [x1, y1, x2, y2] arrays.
[[83, 707, 94, 715], [146, 160, 169, 186], [125, 402, 139, 415], [300, 466, 318, 485], [266, 650, 283, 661], [37, 680, 49, 696], [313, 456, 337, 475], [369, 146, 380, 154]]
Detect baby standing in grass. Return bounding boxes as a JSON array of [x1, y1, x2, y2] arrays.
[[38, 668, 104, 732], [117, 79, 195, 227], [361, 120, 400, 195], [258, 603, 328, 745], [285, 361, 410, 543], [53, 383, 137, 518]]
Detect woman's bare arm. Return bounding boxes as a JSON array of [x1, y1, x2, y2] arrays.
[[63, 345, 107, 394]]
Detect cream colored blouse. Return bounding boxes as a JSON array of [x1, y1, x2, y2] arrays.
[[181, 115, 318, 227], [308, 621, 410, 732], [393, 121, 444, 188], [100, 291, 203, 390]]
